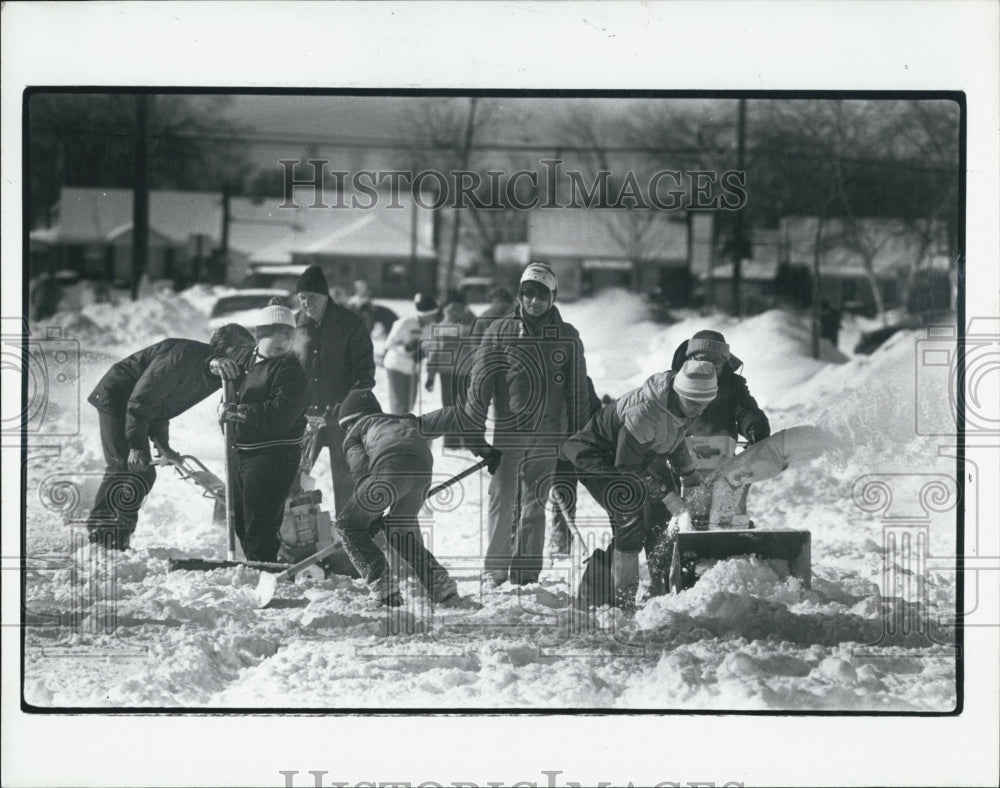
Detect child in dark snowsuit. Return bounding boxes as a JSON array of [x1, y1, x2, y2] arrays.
[[221, 301, 308, 562], [335, 389, 496, 608]]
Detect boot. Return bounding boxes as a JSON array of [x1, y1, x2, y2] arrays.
[[611, 548, 640, 612], [437, 592, 483, 611]]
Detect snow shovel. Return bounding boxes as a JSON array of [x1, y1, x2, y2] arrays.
[[254, 457, 491, 607], [152, 439, 227, 526], [221, 380, 237, 561]]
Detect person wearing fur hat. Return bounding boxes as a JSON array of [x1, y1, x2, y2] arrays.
[[220, 300, 309, 562], [294, 264, 376, 517], [464, 262, 592, 587], [334, 388, 495, 608], [85, 323, 255, 549], [560, 360, 718, 610], [380, 292, 440, 415]]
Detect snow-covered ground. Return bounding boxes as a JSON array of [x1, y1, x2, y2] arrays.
[[20, 284, 959, 710]]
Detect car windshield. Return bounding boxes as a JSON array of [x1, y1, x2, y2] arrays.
[[209, 294, 289, 317]]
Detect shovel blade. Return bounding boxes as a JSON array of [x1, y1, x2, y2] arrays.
[[669, 529, 811, 593], [255, 572, 279, 608]]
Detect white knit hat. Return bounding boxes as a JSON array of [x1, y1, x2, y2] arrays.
[[673, 359, 718, 403], [257, 298, 296, 329], [520, 262, 557, 294]]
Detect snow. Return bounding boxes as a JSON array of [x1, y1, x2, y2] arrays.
[[21, 286, 959, 710]]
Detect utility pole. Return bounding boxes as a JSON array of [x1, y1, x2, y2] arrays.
[[731, 98, 747, 317], [444, 97, 478, 291], [131, 95, 151, 301], [219, 183, 231, 285]]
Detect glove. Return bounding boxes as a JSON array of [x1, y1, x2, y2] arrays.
[[425, 376, 434, 392], [127, 448, 151, 472], [640, 470, 671, 498], [219, 402, 248, 424], [152, 441, 181, 464], [209, 357, 242, 381], [404, 338, 420, 356], [745, 424, 769, 445], [480, 447, 502, 475]]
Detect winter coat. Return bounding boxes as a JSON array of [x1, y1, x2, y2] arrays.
[[88, 339, 221, 452], [425, 308, 476, 384], [231, 353, 308, 450], [295, 300, 375, 415], [342, 406, 463, 476], [670, 340, 770, 441], [562, 370, 695, 477], [469, 303, 513, 343], [464, 303, 589, 448], [381, 315, 430, 376]]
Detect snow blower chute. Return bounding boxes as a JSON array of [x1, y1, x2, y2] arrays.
[[667, 426, 827, 593]]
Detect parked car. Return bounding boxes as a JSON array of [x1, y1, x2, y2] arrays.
[[207, 289, 294, 330]]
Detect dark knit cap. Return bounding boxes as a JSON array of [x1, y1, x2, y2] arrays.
[[414, 292, 439, 315], [338, 389, 382, 427], [295, 265, 330, 296]]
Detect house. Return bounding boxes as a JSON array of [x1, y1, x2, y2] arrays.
[[246, 195, 437, 298], [30, 187, 437, 296], [523, 208, 696, 301]]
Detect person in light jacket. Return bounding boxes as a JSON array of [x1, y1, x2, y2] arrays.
[[380, 292, 439, 415]]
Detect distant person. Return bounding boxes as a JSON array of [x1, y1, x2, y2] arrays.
[[819, 301, 842, 349], [220, 301, 309, 562], [85, 324, 254, 550], [334, 389, 494, 609], [471, 286, 514, 340], [294, 265, 376, 516], [348, 278, 398, 339], [380, 293, 440, 415]]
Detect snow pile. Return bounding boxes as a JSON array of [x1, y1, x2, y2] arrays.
[[21, 288, 958, 711]]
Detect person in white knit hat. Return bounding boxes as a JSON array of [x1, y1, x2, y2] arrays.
[[219, 298, 309, 562], [560, 359, 718, 610]]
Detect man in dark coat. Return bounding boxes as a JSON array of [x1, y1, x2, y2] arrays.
[[221, 301, 309, 562], [85, 323, 254, 549], [464, 263, 591, 586], [294, 265, 376, 515], [469, 286, 513, 342], [334, 388, 494, 608]]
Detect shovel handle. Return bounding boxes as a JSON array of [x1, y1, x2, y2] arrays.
[[427, 458, 489, 498]]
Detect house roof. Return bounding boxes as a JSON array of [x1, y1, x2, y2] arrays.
[[527, 209, 688, 261], [35, 187, 435, 262]]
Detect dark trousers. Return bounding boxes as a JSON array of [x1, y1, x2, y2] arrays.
[[335, 456, 456, 601], [232, 446, 300, 562], [86, 409, 156, 547], [307, 421, 354, 517], [437, 369, 467, 449]]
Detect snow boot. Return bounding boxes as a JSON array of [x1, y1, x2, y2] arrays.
[[611, 548, 641, 613], [577, 546, 614, 607], [376, 590, 404, 608]]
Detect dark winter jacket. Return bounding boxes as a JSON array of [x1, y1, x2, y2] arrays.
[[562, 370, 696, 478], [231, 353, 308, 450], [295, 300, 376, 416], [469, 303, 513, 343], [464, 304, 589, 447], [89, 339, 220, 451], [670, 340, 770, 441], [342, 406, 463, 476]]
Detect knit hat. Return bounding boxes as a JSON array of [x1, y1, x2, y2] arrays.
[[686, 329, 742, 369], [338, 389, 382, 427], [520, 262, 557, 295], [673, 359, 718, 403], [414, 292, 439, 316], [257, 297, 296, 329], [295, 265, 330, 296]]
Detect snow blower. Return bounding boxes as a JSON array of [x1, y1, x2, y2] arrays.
[[666, 426, 826, 593], [254, 457, 490, 607]]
